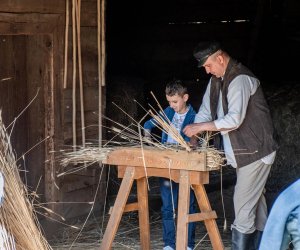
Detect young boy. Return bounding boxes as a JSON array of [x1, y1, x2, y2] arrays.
[[144, 79, 196, 250]]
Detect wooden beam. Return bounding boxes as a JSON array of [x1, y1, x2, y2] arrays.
[[137, 177, 150, 249], [193, 184, 224, 250], [0, 1, 65, 13], [117, 165, 209, 185], [100, 167, 136, 250], [176, 169, 190, 250], [0, 13, 61, 35], [103, 147, 209, 171], [188, 211, 217, 223], [108, 202, 138, 214]]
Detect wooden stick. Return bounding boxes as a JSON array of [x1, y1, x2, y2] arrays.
[[101, 0, 106, 87], [97, 0, 102, 147], [72, 0, 77, 151], [75, 0, 86, 148], [63, 0, 69, 89]]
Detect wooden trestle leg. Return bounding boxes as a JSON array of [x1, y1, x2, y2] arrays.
[[99, 159, 223, 249], [193, 184, 224, 250], [100, 167, 136, 250], [176, 170, 224, 250], [176, 169, 191, 250], [137, 177, 150, 249]]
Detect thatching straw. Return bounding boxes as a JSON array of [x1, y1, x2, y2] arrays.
[[0, 111, 51, 250], [148, 110, 191, 151], [148, 91, 191, 151], [60, 147, 113, 168], [199, 147, 224, 169], [60, 144, 224, 171]]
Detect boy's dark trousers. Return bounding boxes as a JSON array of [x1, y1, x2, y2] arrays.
[[159, 178, 196, 249]]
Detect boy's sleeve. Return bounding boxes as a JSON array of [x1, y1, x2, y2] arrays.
[[143, 107, 169, 130], [143, 117, 156, 131]]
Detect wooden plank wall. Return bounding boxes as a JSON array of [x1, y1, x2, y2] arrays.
[[0, 0, 106, 220]]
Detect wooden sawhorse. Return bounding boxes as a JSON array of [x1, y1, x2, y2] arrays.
[[100, 147, 224, 250]]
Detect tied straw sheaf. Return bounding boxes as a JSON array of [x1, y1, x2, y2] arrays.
[[60, 93, 224, 171], [0, 111, 52, 250]]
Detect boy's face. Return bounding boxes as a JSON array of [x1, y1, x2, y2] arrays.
[[166, 93, 189, 114]]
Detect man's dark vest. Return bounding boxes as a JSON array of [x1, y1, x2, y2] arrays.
[[210, 59, 278, 168]]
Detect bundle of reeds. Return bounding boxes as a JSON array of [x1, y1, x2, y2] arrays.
[[60, 146, 113, 168], [0, 111, 51, 250], [60, 144, 224, 171]]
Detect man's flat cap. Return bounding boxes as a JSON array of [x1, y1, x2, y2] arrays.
[[193, 41, 221, 67]]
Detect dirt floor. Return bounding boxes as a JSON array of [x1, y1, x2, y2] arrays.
[[50, 213, 232, 250], [49, 188, 234, 250]]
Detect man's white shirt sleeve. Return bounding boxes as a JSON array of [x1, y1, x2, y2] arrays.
[[214, 75, 259, 134]]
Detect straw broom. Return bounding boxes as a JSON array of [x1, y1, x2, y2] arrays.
[[0, 111, 51, 250]]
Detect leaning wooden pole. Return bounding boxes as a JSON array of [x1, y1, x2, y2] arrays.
[[75, 0, 86, 148], [101, 0, 106, 88], [63, 0, 69, 89], [72, 0, 77, 151], [97, 0, 102, 147]]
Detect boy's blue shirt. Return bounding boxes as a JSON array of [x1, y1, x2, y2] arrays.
[[143, 104, 196, 143]]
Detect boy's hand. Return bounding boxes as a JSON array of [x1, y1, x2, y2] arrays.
[[184, 122, 218, 137]]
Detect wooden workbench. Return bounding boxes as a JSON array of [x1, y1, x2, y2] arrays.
[[100, 147, 224, 250]]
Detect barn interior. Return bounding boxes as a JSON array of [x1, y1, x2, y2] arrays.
[[0, 0, 300, 249]]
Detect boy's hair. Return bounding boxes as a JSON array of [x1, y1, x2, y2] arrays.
[[165, 79, 188, 97]]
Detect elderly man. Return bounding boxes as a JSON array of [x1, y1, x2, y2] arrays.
[[183, 41, 278, 250]]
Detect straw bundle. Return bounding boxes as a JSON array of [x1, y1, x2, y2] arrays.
[[60, 109, 224, 170], [61, 144, 224, 170], [60, 147, 113, 167], [199, 147, 224, 169], [148, 110, 191, 151], [0, 111, 51, 250]]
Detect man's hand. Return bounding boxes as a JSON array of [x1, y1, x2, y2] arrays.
[[183, 121, 219, 137], [183, 123, 203, 137]]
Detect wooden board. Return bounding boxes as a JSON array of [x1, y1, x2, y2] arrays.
[[117, 166, 209, 185], [103, 147, 209, 171]]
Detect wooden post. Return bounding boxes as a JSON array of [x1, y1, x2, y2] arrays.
[[176, 169, 190, 250], [100, 166, 135, 250], [71, 0, 77, 151], [63, 0, 69, 89], [137, 177, 150, 250], [193, 184, 224, 250]]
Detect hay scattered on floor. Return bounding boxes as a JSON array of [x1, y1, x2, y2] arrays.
[[49, 204, 232, 249]]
